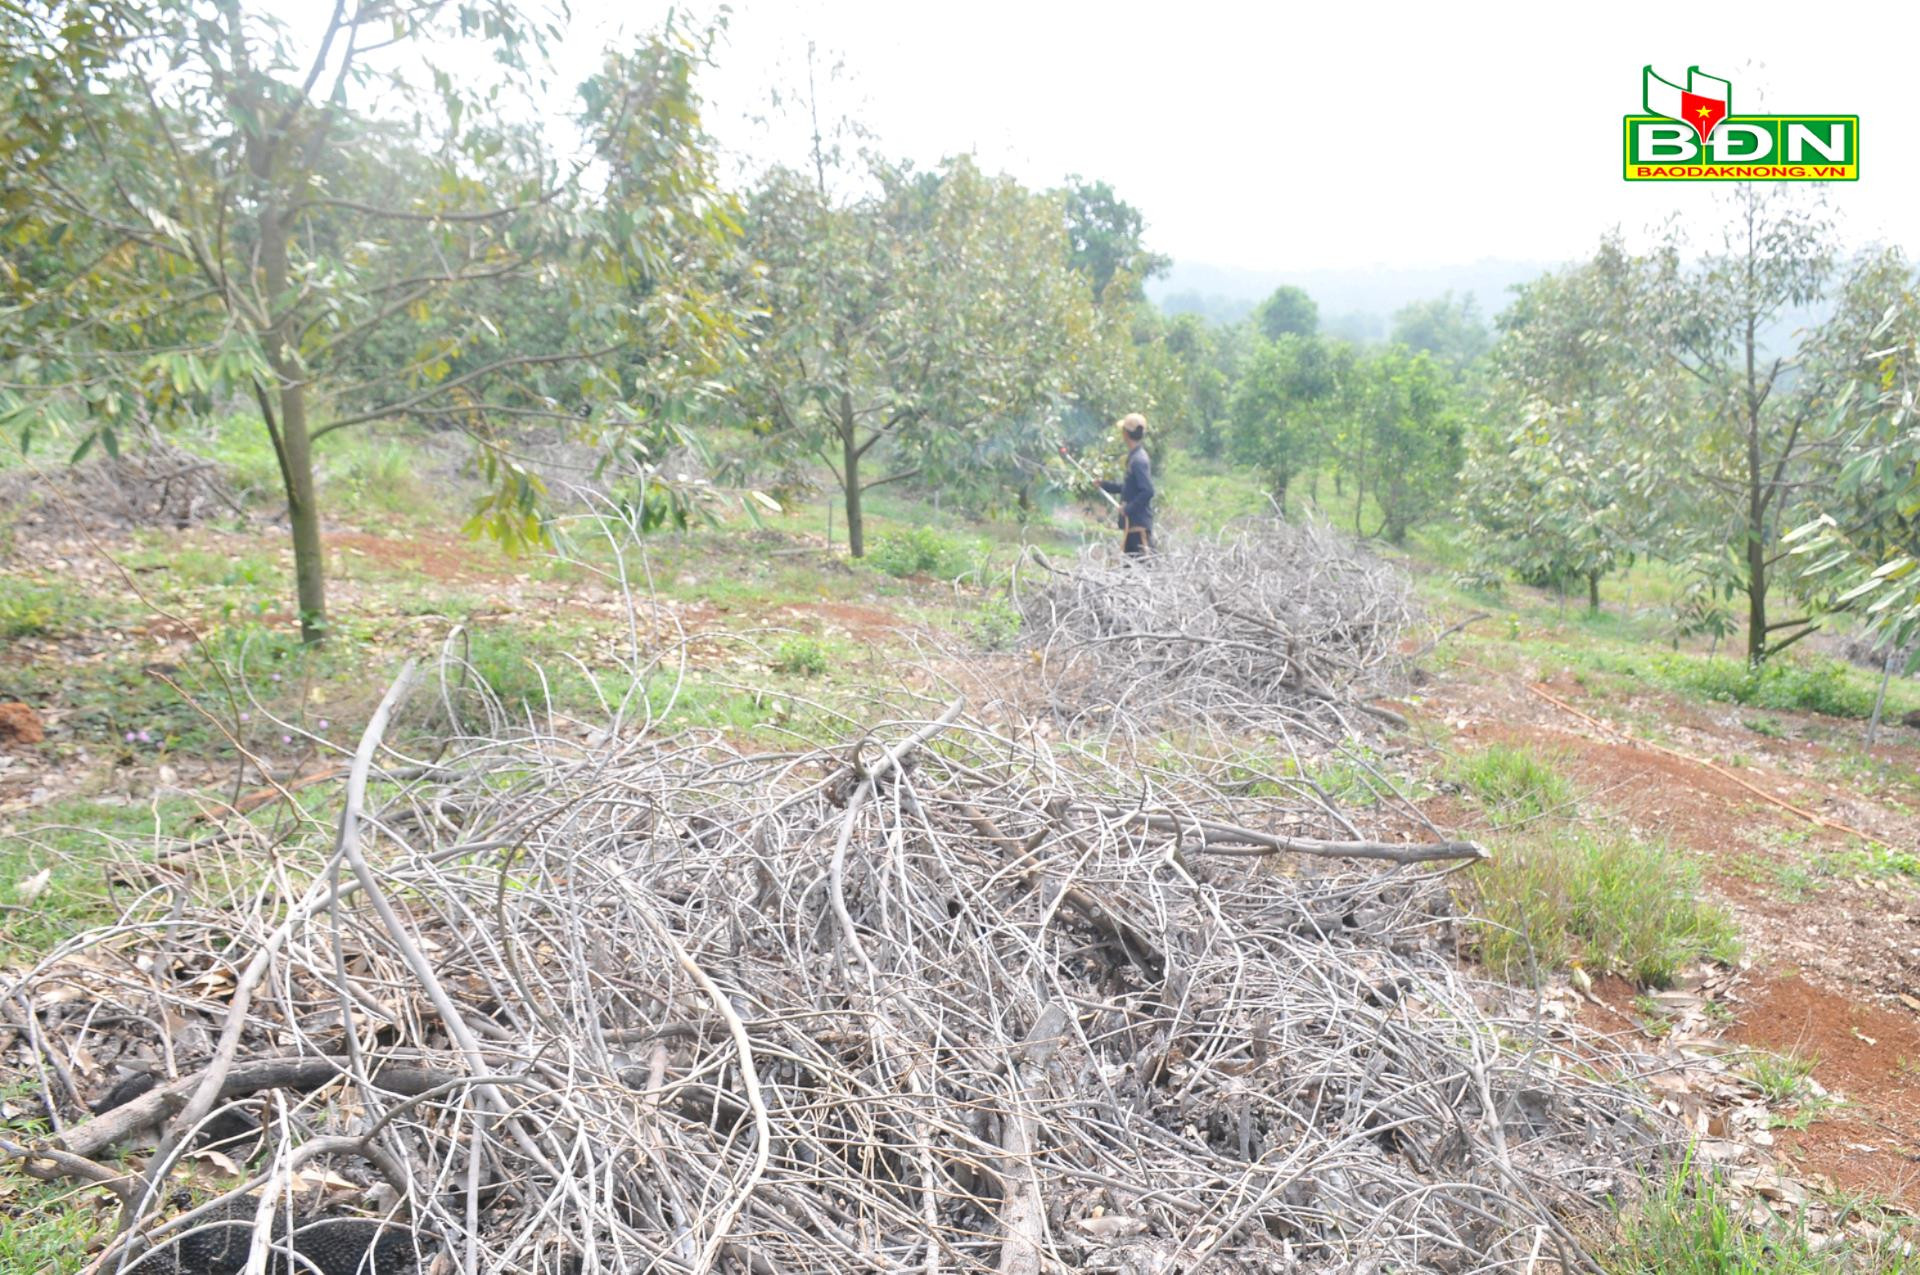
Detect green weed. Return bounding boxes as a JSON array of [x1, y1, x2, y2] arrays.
[[1446, 742, 1575, 827], [1309, 747, 1399, 807], [0, 580, 74, 638], [1819, 844, 1920, 882], [1768, 1093, 1845, 1132], [1464, 829, 1740, 987], [970, 597, 1023, 651], [1605, 1153, 1895, 1274], [459, 629, 592, 714], [1772, 862, 1821, 904], [772, 636, 829, 677], [1741, 1048, 1819, 1104], [1653, 653, 1880, 719], [0, 1175, 100, 1275], [867, 527, 978, 580]]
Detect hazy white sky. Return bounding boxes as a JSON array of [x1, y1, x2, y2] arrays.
[[293, 0, 1920, 272]]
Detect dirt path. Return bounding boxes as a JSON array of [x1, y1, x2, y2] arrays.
[[1424, 652, 1920, 1203]]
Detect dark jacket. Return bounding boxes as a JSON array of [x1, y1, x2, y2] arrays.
[[1098, 446, 1154, 529]]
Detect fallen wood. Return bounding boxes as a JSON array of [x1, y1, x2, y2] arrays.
[[6, 684, 1657, 1274]]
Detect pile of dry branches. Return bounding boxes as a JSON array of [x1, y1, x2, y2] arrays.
[[4, 661, 1659, 1274], [0, 437, 242, 549], [1013, 520, 1414, 741]]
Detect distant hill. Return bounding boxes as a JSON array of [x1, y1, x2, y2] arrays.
[[1150, 258, 1558, 334]]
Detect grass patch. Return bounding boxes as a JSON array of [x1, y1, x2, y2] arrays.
[[771, 636, 829, 677], [0, 1174, 100, 1274], [1605, 1154, 1907, 1273], [1464, 829, 1740, 987], [1446, 742, 1575, 827], [1308, 746, 1402, 807], [866, 526, 985, 581], [331, 440, 433, 518], [970, 597, 1023, 651], [0, 579, 81, 638], [1742, 1048, 1819, 1104], [458, 628, 600, 716], [1, 796, 200, 959]]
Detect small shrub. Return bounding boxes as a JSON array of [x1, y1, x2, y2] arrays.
[[970, 597, 1022, 651], [1741, 1048, 1818, 1104], [1464, 829, 1740, 987], [0, 581, 70, 638], [868, 527, 970, 579], [772, 636, 829, 677], [1447, 743, 1574, 827], [1653, 653, 1876, 719]]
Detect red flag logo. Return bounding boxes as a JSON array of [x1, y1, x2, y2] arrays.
[[1644, 66, 1732, 142]]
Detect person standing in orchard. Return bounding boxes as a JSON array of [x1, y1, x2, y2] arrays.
[[1098, 413, 1155, 556]]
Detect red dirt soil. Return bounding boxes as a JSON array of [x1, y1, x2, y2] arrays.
[[1428, 656, 1920, 1204], [0, 702, 45, 747]]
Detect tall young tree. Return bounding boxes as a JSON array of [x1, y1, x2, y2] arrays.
[[0, 2, 738, 642], [1342, 347, 1463, 544], [1788, 249, 1920, 648], [1646, 185, 1839, 663], [1463, 238, 1666, 607], [738, 155, 1093, 556], [1390, 291, 1490, 368], [1228, 333, 1346, 510]]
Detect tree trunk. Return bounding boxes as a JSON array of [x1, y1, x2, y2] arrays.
[[1588, 571, 1601, 613], [1745, 535, 1768, 666], [840, 393, 864, 558], [1742, 294, 1767, 665], [283, 385, 325, 645], [262, 206, 327, 644], [1867, 646, 1897, 747]]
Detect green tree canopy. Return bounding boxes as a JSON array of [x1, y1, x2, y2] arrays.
[[1390, 291, 1490, 367], [0, 2, 740, 642], [1462, 237, 1665, 607], [736, 154, 1098, 556], [1254, 285, 1319, 341], [1060, 176, 1170, 304], [1788, 249, 1920, 651], [1229, 333, 1346, 508]]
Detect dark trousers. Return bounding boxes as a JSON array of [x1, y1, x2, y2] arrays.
[[1122, 526, 1152, 557]]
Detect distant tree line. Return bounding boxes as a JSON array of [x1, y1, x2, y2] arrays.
[[4, 5, 1911, 662]]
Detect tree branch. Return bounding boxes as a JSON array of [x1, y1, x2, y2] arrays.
[[309, 345, 623, 439], [859, 466, 920, 492]]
